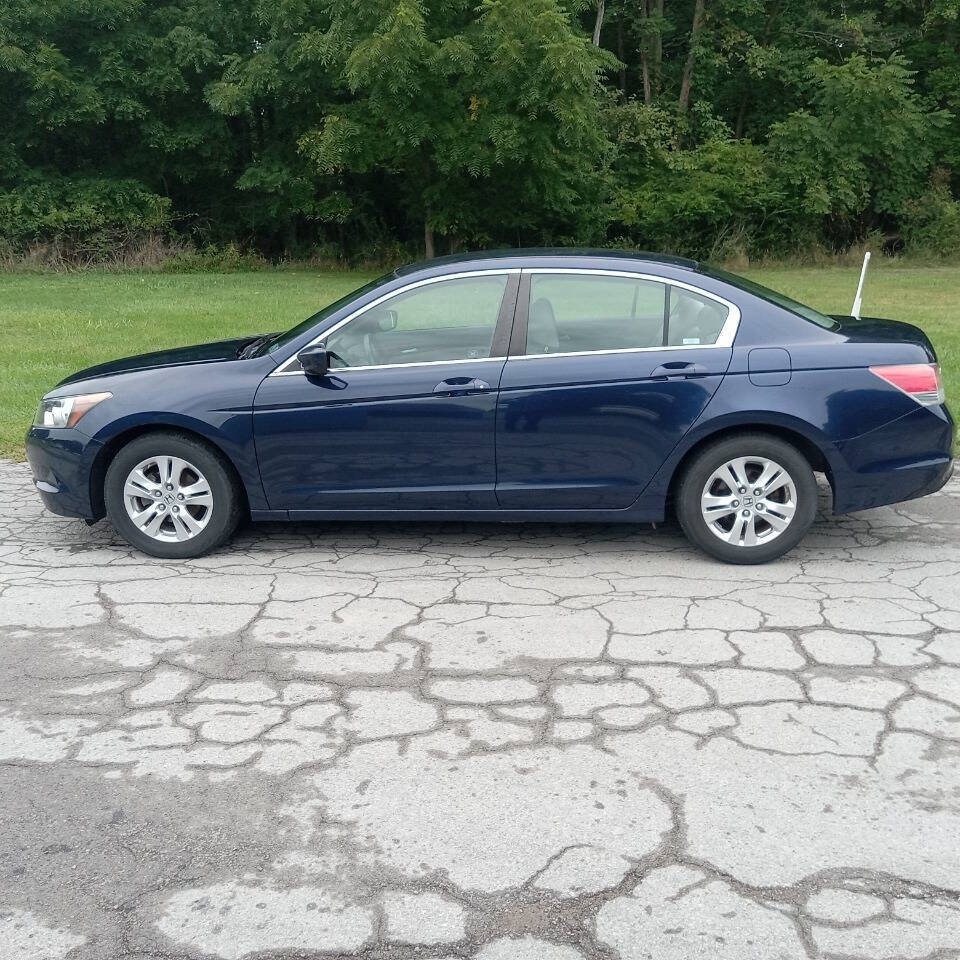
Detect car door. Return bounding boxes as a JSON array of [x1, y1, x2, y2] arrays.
[[495, 269, 738, 509], [254, 271, 518, 512]]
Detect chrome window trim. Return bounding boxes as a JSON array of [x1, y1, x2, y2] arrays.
[[517, 268, 741, 356], [269, 265, 740, 377], [270, 269, 520, 376]]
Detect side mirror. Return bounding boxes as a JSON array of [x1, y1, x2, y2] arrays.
[[377, 309, 398, 332], [298, 343, 329, 378]]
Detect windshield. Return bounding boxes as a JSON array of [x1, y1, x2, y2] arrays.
[[705, 267, 839, 330], [257, 273, 393, 357]]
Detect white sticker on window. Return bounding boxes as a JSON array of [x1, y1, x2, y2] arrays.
[[682, 337, 700, 345]]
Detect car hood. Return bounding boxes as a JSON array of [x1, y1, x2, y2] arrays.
[[56, 336, 263, 388]]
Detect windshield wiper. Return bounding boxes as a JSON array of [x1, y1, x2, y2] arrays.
[[237, 333, 278, 359]]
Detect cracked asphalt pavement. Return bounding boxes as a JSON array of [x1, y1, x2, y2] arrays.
[[2, 458, 960, 960]]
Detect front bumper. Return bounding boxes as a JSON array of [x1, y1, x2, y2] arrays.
[[25, 427, 104, 519]]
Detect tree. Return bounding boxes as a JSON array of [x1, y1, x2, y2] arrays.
[[296, 0, 616, 254], [1, 0, 959, 260], [768, 54, 948, 237], [0, 0, 244, 247]]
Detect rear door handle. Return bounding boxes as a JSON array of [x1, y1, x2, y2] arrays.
[[650, 362, 709, 379], [433, 377, 491, 395]]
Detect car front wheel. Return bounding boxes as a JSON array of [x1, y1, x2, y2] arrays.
[[104, 431, 243, 559], [677, 433, 817, 564]]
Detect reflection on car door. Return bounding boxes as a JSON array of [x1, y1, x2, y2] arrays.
[[253, 272, 518, 512], [495, 270, 736, 509]]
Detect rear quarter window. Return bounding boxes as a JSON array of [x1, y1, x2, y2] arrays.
[[667, 287, 729, 346]]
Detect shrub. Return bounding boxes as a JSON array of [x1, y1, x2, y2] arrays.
[[900, 176, 960, 259], [0, 174, 171, 248], [609, 135, 782, 259], [160, 244, 270, 272]]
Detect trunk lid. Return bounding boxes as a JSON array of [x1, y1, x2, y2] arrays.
[[830, 314, 937, 362]]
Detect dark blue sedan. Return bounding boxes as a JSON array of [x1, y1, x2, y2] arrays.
[[26, 251, 953, 563]]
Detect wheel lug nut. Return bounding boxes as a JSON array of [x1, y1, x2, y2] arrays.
[[738, 487, 746, 494], [756, 503, 764, 511], [742, 509, 751, 517], [165, 483, 173, 490], [732, 499, 739, 507], [172, 506, 179, 513], [158, 504, 165, 511], [177, 494, 184, 501], [753, 488, 762, 496], [153, 490, 161, 498]]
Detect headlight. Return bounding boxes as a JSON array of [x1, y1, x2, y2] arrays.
[[34, 392, 112, 429]]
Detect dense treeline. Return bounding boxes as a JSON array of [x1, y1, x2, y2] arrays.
[[2, 0, 959, 265]]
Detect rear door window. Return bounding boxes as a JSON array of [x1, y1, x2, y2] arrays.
[[521, 273, 731, 355], [524, 273, 667, 355]]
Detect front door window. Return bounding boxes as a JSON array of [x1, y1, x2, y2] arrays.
[[325, 274, 509, 368]]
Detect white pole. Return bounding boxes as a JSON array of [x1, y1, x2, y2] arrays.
[[851, 251, 871, 319]]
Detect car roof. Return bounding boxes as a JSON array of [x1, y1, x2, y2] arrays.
[[393, 248, 700, 278]]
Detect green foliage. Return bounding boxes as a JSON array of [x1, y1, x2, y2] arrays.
[[1, 0, 959, 262], [609, 106, 782, 256], [0, 171, 170, 242], [294, 0, 615, 247], [159, 243, 270, 272], [901, 174, 960, 257], [768, 55, 947, 223]]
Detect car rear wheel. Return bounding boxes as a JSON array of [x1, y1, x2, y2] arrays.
[[104, 431, 242, 559], [677, 434, 817, 564]]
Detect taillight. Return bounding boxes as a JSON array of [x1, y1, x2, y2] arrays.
[[869, 363, 945, 406]]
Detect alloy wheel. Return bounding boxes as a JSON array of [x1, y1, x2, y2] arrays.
[[122, 455, 214, 542], [700, 456, 797, 547]]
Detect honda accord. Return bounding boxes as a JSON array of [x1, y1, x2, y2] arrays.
[[26, 251, 953, 563]]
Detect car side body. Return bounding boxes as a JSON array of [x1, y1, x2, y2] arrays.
[[25, 250, 954, 559]]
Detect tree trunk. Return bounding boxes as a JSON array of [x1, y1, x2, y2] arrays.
[[617, 13, 627, 92], [734, 90, 749, 137], [640, 0, 651, 103], [592, 0, 605, 45], [424, 216, 435, 259], [652, 0, 663, 98], [678, 0, 706, 113]]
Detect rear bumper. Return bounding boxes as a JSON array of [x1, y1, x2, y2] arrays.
[[832, 404, 954, 513], [25, 427, 103, 520]]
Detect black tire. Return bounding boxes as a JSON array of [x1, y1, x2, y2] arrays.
[[104, 431, 243, 559], [676, 433, 817, 564]]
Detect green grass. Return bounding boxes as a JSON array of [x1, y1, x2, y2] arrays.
[[1, 263, 956, 460]]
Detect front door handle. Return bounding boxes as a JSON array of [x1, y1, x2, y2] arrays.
[[433, 377, 491, 395], [650, 362, 709, 379]]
